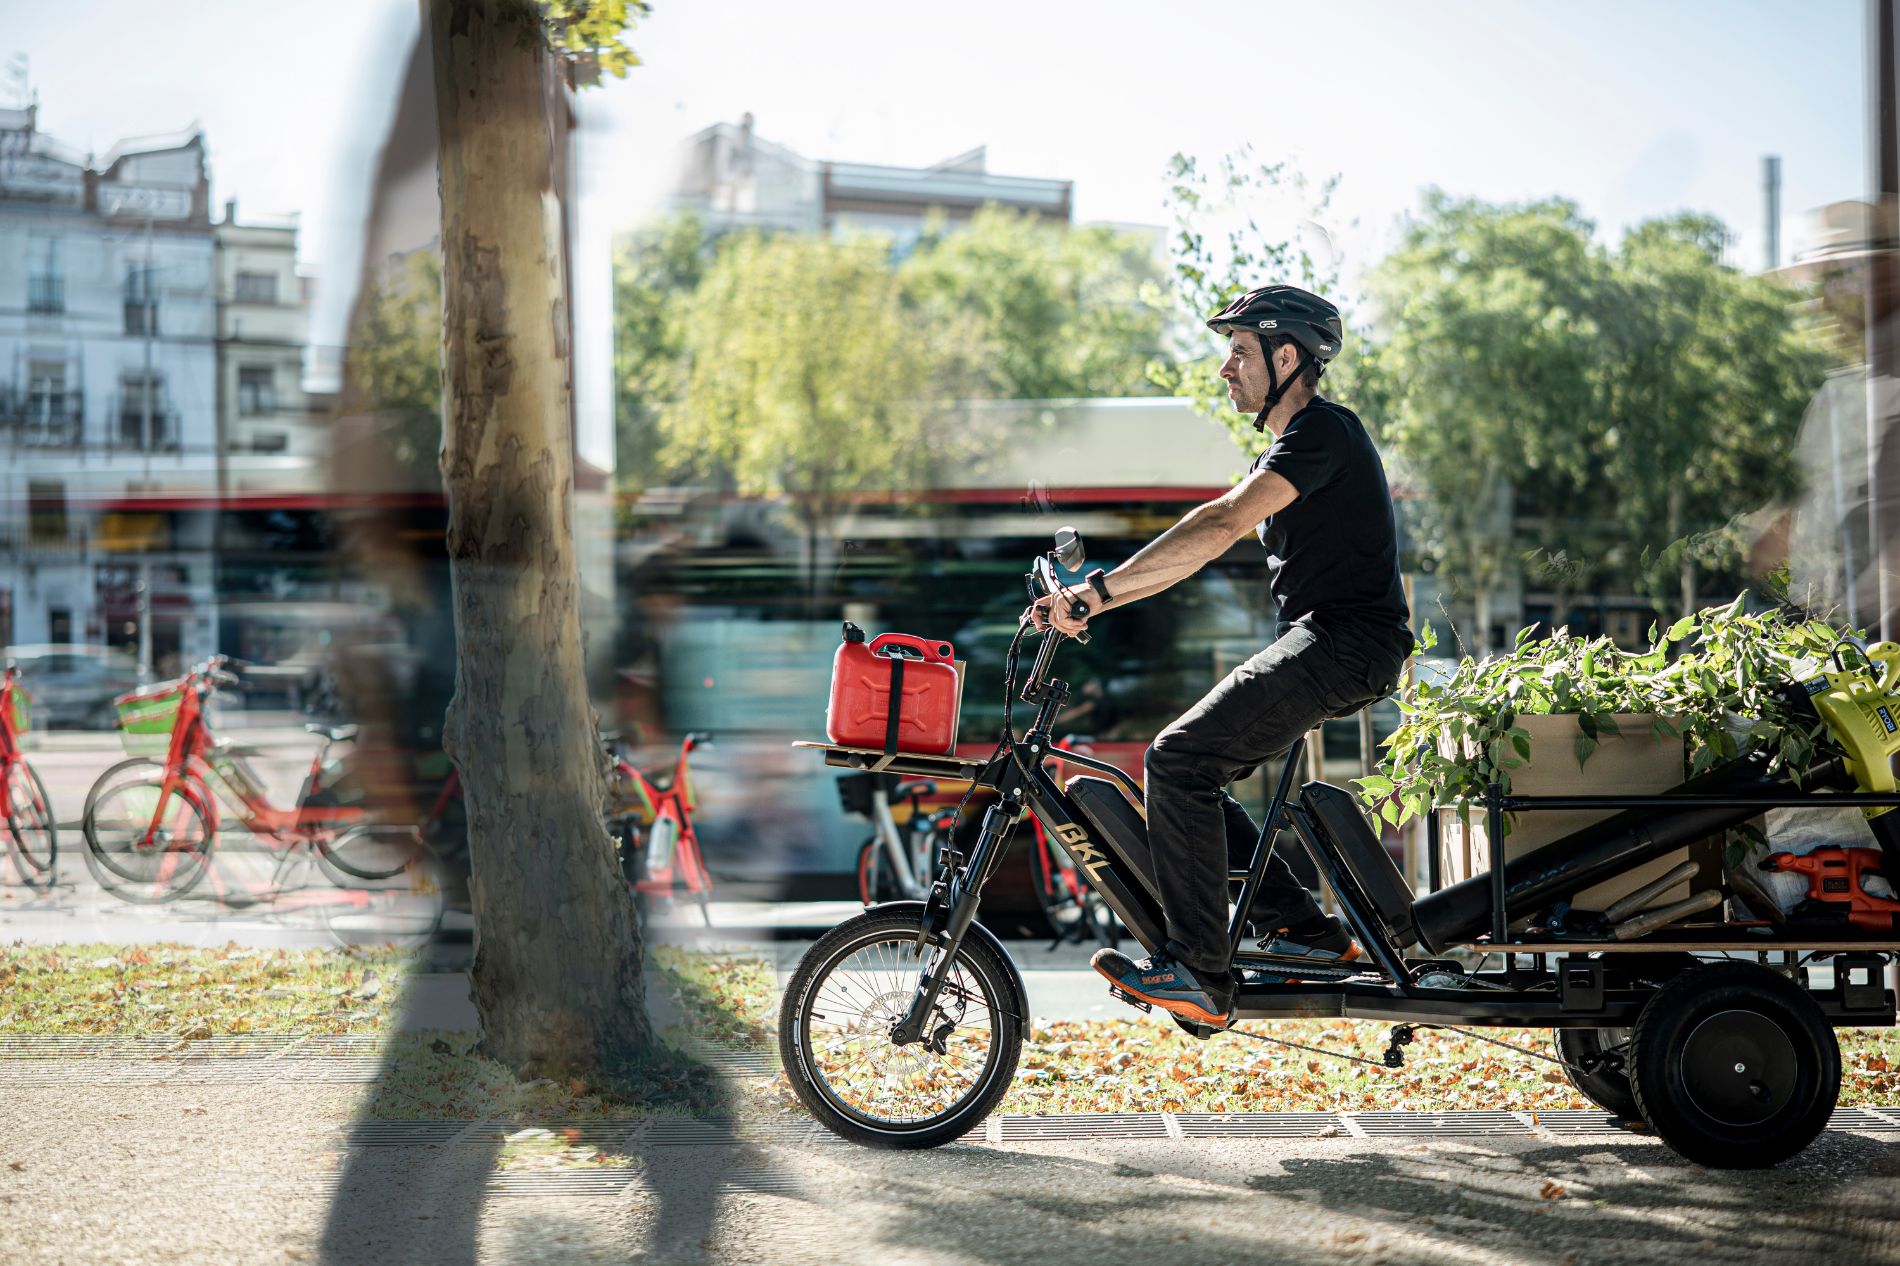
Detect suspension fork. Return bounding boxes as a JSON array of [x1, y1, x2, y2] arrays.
[[890, 791, 1024, 1046]]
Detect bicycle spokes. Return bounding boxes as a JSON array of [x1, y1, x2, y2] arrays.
[[802, 935, 997, 1125]]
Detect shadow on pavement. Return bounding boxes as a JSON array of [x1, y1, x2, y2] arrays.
[[314, 931, 773, 1265]]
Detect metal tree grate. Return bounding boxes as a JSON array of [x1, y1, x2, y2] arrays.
[[720, 1165, 808, 1197], [1175, 1112, 1340, 1138], [170, 1060, 287, 1085], [0, 1035, 129, 1059], [162, 1035, 306, 1060], [1829, 1107, 1900, 1132], [0, 1060, 178, 1087], [1348, 1111, 1534, 1138], [280, 1058, 388, 1083], [463, 1121, 642, 1150], [342, 1121, 479, 1148], [997, 1113, 1170, 1141], [1527, 1110, 1638, 1136], [485, 1169, 641, 1199]]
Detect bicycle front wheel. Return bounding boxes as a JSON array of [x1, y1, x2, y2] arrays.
[[5, 760, 57, 889], [779, 908, 1023, 1148], [83, 771, 215, 904]]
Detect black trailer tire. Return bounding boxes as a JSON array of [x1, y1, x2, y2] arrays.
[[1628, 961, 1839, 1169], [1554, 1027, 1637, 1119]]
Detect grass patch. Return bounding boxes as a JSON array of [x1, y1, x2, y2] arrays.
[[0, 943, 413, 1037], [649, 946, 777, 1050]]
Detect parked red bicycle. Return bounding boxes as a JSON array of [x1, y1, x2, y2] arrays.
[[81, 656, 444, 943], [606, 732, 715, 926], [1, 663, 56, 891]]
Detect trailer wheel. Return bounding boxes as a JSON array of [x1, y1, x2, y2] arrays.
[[1628, 961, 1838, 1169], [1554, 1027, 1637, 1119]]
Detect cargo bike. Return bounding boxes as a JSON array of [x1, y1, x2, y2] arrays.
[[780, 530, 1900, 1168]]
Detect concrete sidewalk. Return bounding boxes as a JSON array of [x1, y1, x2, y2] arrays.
[[2, 1054, 1898, 1266]]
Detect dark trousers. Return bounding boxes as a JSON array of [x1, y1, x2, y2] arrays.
[[1144, 621, 1403, 978]]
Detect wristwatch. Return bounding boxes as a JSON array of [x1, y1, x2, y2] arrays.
[[1085, 568, 1114, 607]]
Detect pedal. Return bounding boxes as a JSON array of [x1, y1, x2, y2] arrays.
[[1108, 985, 1152, 1013]]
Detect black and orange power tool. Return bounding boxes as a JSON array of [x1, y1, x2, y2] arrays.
[[1761, 847, 1900, 933]]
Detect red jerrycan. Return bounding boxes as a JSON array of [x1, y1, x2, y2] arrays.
[[826, 623, 961, 756]]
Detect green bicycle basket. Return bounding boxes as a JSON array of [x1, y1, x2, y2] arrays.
[[114, 681, 185, 755], [4, 685, 29, 736]]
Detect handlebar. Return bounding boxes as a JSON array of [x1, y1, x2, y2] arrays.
[[1029, 554, 1092, 645]]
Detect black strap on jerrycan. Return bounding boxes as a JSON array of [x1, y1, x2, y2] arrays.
[[843, 621, 924, 759]]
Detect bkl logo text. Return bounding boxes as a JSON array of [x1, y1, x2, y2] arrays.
[[1049, 821, 1111, 882]]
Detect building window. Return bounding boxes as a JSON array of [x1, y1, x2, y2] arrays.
[[118, 372, 168, 448], [124, 267, 159, 336], [234, 271, 278, 304], [237, 366, 275, 416], [27, 237, 62, 315], [25, 361, 68, 420], [250, 431, 288, 454], [27, 481, 67, 544]]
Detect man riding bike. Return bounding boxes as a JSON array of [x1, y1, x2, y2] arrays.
[[1030, 284, 1412, 1028]]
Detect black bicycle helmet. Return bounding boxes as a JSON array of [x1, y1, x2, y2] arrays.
[[1206, 285, 1344, 429]]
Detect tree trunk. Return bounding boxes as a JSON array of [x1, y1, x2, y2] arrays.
[[1474, 585, 1493, 656], [426, 0, 652, 1078]]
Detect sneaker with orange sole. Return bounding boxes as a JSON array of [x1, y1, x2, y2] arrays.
[[1091, 947, 1234, 1027]]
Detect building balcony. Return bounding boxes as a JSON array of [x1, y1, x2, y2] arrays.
[[26, 276, 64, 315], [111, 411, 183, 452], [0, 394, 85, 448]]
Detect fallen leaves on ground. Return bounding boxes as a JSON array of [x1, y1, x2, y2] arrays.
[[0, 943, 413, 1037]]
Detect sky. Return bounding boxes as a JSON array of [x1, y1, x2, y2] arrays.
[[1, 0, 1874, 360]]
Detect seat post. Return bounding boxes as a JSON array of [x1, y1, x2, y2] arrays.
[[1225, 741, 1308, 960]]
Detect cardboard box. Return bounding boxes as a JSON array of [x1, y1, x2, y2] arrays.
[[1434, 713, 1721, 921]]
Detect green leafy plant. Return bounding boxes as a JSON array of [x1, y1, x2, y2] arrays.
[[1356, 597, 1851, 829]]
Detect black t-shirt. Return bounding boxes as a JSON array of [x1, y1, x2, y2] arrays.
[[1251, 398, 1413, 658]]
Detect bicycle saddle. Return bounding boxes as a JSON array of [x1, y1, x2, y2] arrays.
[[305, 722, 359, 744], [894, 780, 937, 799]]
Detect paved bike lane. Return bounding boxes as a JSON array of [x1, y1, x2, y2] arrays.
[[1, 1065, 1897, 1266]]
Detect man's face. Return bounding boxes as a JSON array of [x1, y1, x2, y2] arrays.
[[1217, 329, 1282, 414]]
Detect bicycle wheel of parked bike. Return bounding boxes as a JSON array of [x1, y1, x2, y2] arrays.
[[310, 831, 447, 949], [313, 822, 416, 882], [5, 760, 57, 888], [82, 767, 215, 903], [855, 837, 904, 905], [779, 907, 1023, 1148]]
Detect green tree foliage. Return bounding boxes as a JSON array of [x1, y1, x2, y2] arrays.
[[1149, 149, 1388, 450], [896, 206, 1168, 399], [1368, 193, 1609, 648], [541, 0, 650, 80], [1605, 214, 1828, 610], [1368, 193, 1827, 642], [663, 231, 943, 581], [613, 212, 709, 490], [349, 249, 444, 488]]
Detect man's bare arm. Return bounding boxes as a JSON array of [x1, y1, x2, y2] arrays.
[[1102, 468, 1300, 607], [1031, 467, 1301, 634]]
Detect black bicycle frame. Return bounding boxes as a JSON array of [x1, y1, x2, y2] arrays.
[[878, 555, 1898, 1046]]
